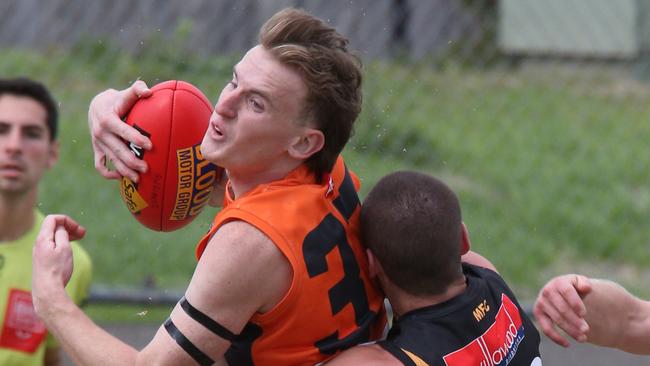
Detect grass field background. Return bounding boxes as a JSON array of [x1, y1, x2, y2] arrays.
[[2, 42, 649, 322]]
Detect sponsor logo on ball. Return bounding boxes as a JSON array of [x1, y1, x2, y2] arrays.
[[120, 177, 149, 214], [170, 144, 216, 221]]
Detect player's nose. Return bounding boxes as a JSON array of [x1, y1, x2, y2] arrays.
[[214, 89, 239, 119], [3, 129, 23, 154]]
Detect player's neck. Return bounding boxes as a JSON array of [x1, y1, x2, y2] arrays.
[[0, 191, 37, 242], [226, 161, 303, 198], [390, 276, 468, 317]]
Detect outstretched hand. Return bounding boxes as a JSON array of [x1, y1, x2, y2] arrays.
[[32, 215, 86, 317], [88, 80, 153, 182], [533, 274, 593, 347]]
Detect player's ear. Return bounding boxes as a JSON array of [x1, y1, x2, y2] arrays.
[[288, 127, 324, 160], [366, 248, 379, 279], [460, 222, 471, 255], [46, 140, 59, 169]]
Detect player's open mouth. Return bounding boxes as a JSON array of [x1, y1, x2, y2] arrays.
[[211, 121, 223, 137]]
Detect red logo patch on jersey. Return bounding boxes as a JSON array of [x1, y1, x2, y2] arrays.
[[443, 294, 524, 366], [0, 288, 47, 353]]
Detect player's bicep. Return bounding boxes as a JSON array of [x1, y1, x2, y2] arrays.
[[137, 221, 290, 365]]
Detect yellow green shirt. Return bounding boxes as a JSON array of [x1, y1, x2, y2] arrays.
[[0, 210, 92, 366]]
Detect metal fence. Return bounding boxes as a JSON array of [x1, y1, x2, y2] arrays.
[[2, 0, 650, 302]]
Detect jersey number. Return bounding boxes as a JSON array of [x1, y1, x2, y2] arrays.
[[302, 167, 376, 354]]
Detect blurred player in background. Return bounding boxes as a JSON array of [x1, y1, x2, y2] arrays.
[[31, 8, 386, 366], [534, 273, 650, 355], [328, 171, 542, 366], [0, 77, 92, 366]]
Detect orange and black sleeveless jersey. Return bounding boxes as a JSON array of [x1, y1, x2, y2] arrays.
[[378, 263, 541, 366], [196, 156, 387, 366]]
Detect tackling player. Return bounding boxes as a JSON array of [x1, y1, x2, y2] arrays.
[[327, 171, 542, 366]]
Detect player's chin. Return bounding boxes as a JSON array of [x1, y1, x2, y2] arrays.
[[199, 142, 223, 165], [0, 179, 28, 193]]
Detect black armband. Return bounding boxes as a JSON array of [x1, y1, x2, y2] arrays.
[[164, 318, 214, 366], [180, 296, 237, 342]]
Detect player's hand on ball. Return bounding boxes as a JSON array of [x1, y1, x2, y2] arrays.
[[32, 215, 86, 316], [533, 274, 593, 347], [88, 80, 153, 182], [118, 81, 217, 231]]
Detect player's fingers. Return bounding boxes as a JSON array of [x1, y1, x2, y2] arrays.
[[93, 151, 122, 180], [36, 216, 59, 249], [88, 87, 152, 152], [99, 127, 148, 174], [574, 274, 593, 297], [54, 226, 75, 285], [534, 308, 571, 347], [114, 119, 152, 152], [54, 226, 70, 249], [61, 218, 86, 241], [112, 83, 152, 149], [36, 215, 80, 246], [92, 106, 152, 156], [131, 80, 152, 98], [95, 139, 143, 182], [559, 276, 589, 318], [117, 80, 152, 111], [53, 215, 84, 236], [543, 285, 589, 341]]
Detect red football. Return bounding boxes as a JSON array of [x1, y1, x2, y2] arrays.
[[119, 80, 220, 231]]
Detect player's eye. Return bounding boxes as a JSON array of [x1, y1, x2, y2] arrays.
[[249, 97, 264, 112], [227, 72, 238, 89], [23, 126, 45, 139]]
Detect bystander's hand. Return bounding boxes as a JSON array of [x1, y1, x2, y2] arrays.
[[32, 215, 85, 318]]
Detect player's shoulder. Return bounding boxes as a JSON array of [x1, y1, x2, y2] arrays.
[[324, 343, 400, 366], [210, 220, 274, 247], [192, 220, 292, 313], [202, 220, 285, 266]]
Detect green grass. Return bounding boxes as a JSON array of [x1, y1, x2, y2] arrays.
[[2, 41, 649, 320]]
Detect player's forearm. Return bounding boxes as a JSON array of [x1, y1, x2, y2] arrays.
[[37, 292, 139, 365], [584, 279, 650, 354]]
